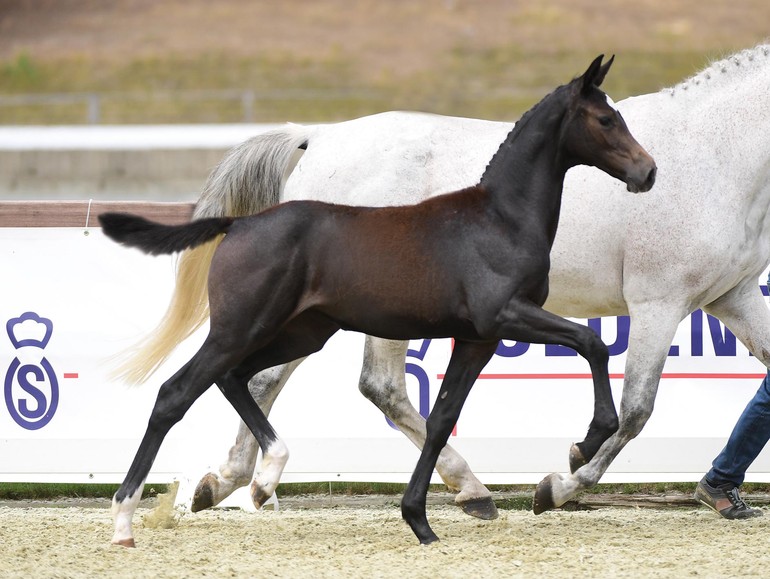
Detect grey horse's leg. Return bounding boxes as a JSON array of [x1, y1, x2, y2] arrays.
[[703, 280, 770, 367], [359, 336, 497, 519], [535, 303, 684, 510], [191, 359, 305, 512], [554, 277, 770, 507]]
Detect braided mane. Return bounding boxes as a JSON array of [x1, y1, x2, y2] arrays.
[[665, 43, 770, 97], [479, 83, 570, 187]]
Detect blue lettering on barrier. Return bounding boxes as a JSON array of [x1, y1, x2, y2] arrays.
[[16, 362, 49, 419], [690, 309, 737, 357], [496, 340, 529, 357], [493, 308, 748, 359], [3, 312, 59, 430], [377, 284, 770, 429], [387, 316, 642, 428]]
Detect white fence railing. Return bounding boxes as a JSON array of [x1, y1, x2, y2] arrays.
[[0, 87, 548, 124]]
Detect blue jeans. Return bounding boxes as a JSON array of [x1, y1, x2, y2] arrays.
[[707, 371, 770, 487]]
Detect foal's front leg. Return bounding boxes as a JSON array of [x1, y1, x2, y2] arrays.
[[486, 300, 617, 514], [533, 303, 678, 513], [359, 336, 498, 520], [401, 340, 498, 545]]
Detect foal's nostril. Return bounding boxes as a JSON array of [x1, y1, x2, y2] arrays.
[[645, 166, 657, 189]]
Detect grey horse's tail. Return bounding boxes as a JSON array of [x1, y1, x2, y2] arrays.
[[193, 124, 313, 220], [112, 124, 314, 384]]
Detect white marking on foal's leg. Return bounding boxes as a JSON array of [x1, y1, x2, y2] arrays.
[[111, 480, 146, 547], [250, 438, 289, 508]]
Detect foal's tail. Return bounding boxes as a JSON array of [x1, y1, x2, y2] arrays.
[[109, 124, 314, 384], [99, 213, 235, 255]]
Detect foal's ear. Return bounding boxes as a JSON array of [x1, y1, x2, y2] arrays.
[[581, 54, 614, 94]]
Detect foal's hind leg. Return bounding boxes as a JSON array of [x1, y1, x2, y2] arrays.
[[196, 334, 497, 519], [111, 339, 245, 547], [214, 313, 340, 509], [191, 358, 306, 512], [359, 336, 497, 519]]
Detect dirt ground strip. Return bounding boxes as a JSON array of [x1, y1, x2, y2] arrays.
[[2, 497, 770, 578]]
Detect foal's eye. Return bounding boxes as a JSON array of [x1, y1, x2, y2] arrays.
[[598, 116, 613, 128]]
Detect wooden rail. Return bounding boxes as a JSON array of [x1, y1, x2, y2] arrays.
[[0, 200, 195, 227]]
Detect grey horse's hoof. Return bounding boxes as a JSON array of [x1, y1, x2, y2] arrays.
[[459, 496, 499, 520], [533, 474, 557, 515], [569, 443, 587, 474], [250, 481, 271, 508], [191, 473, 218, 513]]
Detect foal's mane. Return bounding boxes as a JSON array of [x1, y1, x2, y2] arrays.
[[665, 43, 770, 97], [479, 82, 571, 187]]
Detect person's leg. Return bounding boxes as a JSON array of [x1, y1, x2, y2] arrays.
[[709, 371, 770, 486], [694, 371, 770, 519]]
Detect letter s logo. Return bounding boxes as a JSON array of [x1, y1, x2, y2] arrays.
[[4, 312, 60, 430], [4, 357, 59, 430]]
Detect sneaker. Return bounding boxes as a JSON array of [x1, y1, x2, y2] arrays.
[[694, 477, 763, 520]]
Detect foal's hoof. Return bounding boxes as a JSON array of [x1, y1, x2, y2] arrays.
[[191, 473, 218, 513], [569, 443, 588, 474], [420, 533, 440, 546], [459, 496, 499, 520], [111, 537, 136, 548], [533, 474, 557, 515]]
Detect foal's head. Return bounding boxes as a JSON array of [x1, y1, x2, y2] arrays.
[[561, 55, 657, 193]]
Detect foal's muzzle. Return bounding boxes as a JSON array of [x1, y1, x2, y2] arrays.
[[626, 164, 657, 193]]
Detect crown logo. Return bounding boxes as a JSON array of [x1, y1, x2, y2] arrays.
[[6, 312, 53, 349]]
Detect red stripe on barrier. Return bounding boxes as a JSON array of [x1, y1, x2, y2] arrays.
[[436, 373, 767, 380]]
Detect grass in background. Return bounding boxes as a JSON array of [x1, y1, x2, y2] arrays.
[[2, 0, 767, 124], [7, 481, 770, 500], [0, 45, 716, 124], [3, 481, 770, 512], [0, 482, 122, 500]]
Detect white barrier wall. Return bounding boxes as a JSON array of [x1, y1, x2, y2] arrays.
[[3, 226, 770, 492], [0, 124, 282, 201]]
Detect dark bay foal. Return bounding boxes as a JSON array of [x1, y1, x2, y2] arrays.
[[101, 55, 656, 547]]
